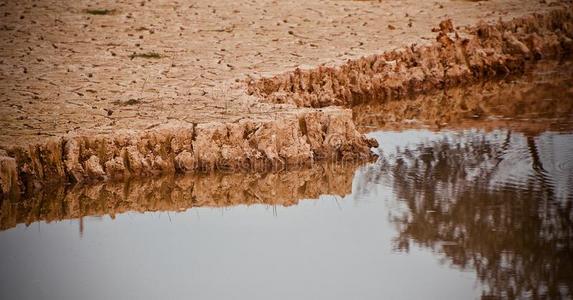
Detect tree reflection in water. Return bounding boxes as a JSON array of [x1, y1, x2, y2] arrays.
[[362, 129, 573, 299]]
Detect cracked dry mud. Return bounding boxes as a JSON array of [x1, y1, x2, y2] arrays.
[[1, 0, 572, 197]]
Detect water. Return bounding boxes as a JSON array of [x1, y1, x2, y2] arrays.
[[1, 60, 573, 299], [363, 129, 573, 299], [1, 128, 571, 300]]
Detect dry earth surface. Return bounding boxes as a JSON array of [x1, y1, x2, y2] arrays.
[[0, 0, 572, 197], [0, 0, 570, 146]]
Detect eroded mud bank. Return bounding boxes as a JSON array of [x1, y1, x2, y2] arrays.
[[248, 8, 573, 108], [3, 7, 573, 199], [0, 162, 358, 230], [354, 59, 573, 131], [0, 109, 376, 198]]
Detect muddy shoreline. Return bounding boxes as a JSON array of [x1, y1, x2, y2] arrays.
[[0, 108, 376, 198], [1, 6, 573, 199], [353, 59, 573, 131], [248, 8, 573, 107]]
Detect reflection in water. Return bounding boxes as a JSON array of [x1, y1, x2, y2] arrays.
[[0, 163, 359, 231], [353, 60, 573, 132], [362, 129, 573, 299]]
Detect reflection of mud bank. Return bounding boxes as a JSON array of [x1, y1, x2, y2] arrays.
[[248, 8, 573, 108], [0, 162, 359, 231], [353, 59, 573, 132], [0, 109, 377, 199]]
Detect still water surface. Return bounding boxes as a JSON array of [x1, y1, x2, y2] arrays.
[[1, 127, 572, 300]]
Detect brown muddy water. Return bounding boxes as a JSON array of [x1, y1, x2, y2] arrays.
[[1, 60, 573, 300]]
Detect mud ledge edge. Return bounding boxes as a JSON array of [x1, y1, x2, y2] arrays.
[[0, 108, 377, 199], [247, 7, 573, 107]]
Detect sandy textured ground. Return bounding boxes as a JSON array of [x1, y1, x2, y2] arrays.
[[0, 0, 569, 147]]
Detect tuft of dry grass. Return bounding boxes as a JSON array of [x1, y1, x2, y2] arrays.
[[129, 52, 163, 59], [84, 9, 116, 15]]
